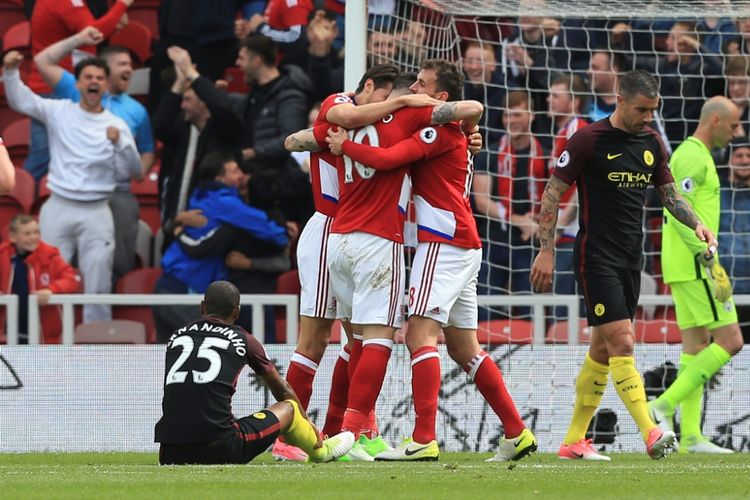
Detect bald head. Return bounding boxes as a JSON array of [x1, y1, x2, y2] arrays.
[[695, 96, 741, 149], [699, 96, 738, 123], [202, 281, 240, 320]]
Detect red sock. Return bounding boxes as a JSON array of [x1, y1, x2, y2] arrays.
[[341, 339, 393, 438], [347, 335, 363, 380], [411, 346, 441, 444], [323, 345, 350, 437], [465, 351, 525, 438], [360, 410, 379, 439], [286, 351, 318, 410]]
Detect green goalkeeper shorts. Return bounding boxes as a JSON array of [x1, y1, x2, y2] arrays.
[[671, 279, 738, 330]]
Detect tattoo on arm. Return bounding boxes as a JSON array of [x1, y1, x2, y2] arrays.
[[538, 176, 570, 252], [658, 183, 700, 229], [431, 102, 458, 124], [287, 128, 322, 152]]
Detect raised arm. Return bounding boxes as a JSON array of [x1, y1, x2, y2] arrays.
[[34, 27, 103, 91], [326, 93, 440, 129], [657, 182, 716, 251], [326, 127, 426, 170], [430, 100, 484, 128], [529, 175, 572, 292], [3, 52, 54, 122]]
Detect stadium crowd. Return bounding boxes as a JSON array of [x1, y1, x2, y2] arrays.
[[0, 0, 749, 346]]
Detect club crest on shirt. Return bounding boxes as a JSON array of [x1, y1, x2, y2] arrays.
[[420, 127, 437, 144], [40, 273, 50, 286], [557, 150, 570, 168], [643, 150, 654, 166]]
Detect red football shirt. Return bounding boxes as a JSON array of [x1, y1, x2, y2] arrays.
[[29, 0, 129, 94], [340, 122, 481, 248], [264, 0, 313, 29], [332, 106, 434, 243], [308, 92, 351, 217]]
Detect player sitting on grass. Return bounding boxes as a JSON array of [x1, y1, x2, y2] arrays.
[[155, 280, 354, 465]]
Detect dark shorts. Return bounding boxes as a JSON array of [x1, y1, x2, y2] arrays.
[[575, 263, 640, 326], [159, 410, 281, 465]]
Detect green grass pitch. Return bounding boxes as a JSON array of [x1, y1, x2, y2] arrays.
[[1, 452, 748, 499]]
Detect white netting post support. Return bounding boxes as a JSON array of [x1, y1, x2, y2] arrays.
[[361, 0, 750, 451], [345, 0, 368, 91]]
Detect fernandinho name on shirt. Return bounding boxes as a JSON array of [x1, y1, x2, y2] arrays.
[[168, 322, 247, 356]]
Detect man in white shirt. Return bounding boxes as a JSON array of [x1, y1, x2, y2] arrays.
[[3, 50, 141, 323]]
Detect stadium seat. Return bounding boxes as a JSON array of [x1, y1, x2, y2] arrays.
[[30, 174, 50, 215], [153, 227, 164, 266], [135, 219, 153, 268], [1, 117, 30, 168], [128, 5, 159, 38], [109, 20, 153, 68], [113, 267, 162, 343], [75, 319, 147, 344], [545, 319, 592, 344], [0, 105, 24, 135], [223, 67, 251, 94], [634, 320, 682, 344], [0, 6, 24, 47], [0, 168, 34, 229], [132, 173, 161, 234], [476, 319, 534, 344], [2, 20, 30, 54]]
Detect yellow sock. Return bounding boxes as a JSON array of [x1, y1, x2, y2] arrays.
[[609, 356, 653, 441], [282, 399, 320, 456], [563, 353, 609, 445]]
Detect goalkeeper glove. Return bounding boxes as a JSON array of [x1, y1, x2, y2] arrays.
[[698, 248, 733, 303]]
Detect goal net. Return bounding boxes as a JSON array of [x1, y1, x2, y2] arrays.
[[362, 0, 750, 452]]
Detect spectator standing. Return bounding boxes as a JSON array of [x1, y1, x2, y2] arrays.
[[229, 34, 314, 225], [25, 0, 133, 181], [3, 51, 141, 322], [0, 215, 80, 344], [34, 27, 155, 285]]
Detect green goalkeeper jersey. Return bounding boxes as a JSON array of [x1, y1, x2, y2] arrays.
[[661, 137, 719, 283]]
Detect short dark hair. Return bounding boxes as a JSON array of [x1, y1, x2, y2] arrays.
[[197, 150, 237, 183], [240, 34, 277, 67], [506, 90, 533, 112], [592, 49, 625, 73], [9, 214, 35, 234], [725, 55, 750, 77], [74, 57, 109, 79], [355, 64, 400, 93], [618, 69, 659, 100], [551, 73, 590, 113], [98, 44, 130, 60], [393, 72, 417, 92], [247, 170, 282, 211], [203, 281, 240, 318], [730, 136, 750, 152], [419, 59, 464, 101]]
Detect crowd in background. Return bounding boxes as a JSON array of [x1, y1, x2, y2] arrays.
[[1, 0, 750, 343]]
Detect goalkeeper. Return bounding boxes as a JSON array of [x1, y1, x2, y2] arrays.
[[649, 96, 744, 454]]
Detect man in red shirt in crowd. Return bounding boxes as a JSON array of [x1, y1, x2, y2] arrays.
[[25, 0, 133, 181]]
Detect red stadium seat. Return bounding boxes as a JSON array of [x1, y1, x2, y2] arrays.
[[1, 117, 29, 168], [129, 2, 160, 38], [0, 105, 24, 133], [110, 20, 153, 68], [0, 7, 24, 47], [75, 320, 147, 344], [545, 319, 592, 344], [2, 20, 30, 54], [223, 67, 251, 94], [476, 319, 534, 344], [30, 174, 50, 215], [634, 320, 682, 344], [113, 267, 162, 343], [0, 168, 34, 230]]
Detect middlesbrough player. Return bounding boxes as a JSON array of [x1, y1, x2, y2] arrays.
[[278, 65, 440, 461], [319, 63, 483, 461], [547, 73, 590, 320], [155, 281, 354, 465], [326, 60, 537, 462], [530, 70, 715, 460]]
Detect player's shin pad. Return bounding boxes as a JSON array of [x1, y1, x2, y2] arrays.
[[282, 399, 319, 455]]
